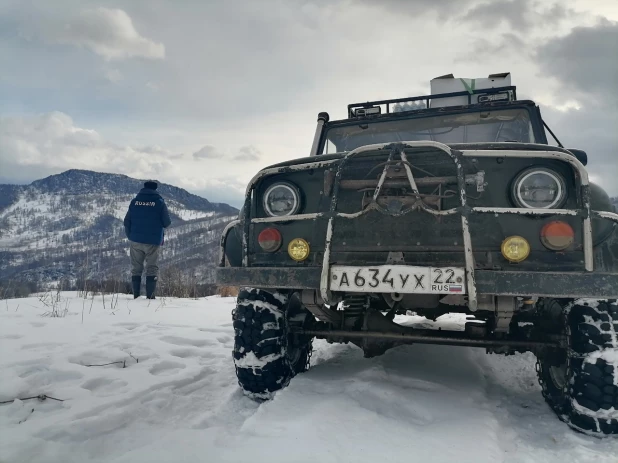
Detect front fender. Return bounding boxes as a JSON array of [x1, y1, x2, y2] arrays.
[[223, 221, 243, 267], [591, 182, 616, 246]]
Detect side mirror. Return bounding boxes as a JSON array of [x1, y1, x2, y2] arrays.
[[567, 149, 587, 166]]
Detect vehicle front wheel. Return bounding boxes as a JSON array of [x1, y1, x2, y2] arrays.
[[537, 299, 618, 436], [232, 288, 314, 399]]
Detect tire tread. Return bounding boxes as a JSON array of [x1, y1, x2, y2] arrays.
[[538, 299, 618, 436], [232, 288, 312, 399]]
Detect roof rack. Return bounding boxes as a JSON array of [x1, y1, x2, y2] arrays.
[[347, 86, 518, 118]]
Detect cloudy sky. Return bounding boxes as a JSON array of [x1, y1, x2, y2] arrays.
[[0, 0, 616, 206]]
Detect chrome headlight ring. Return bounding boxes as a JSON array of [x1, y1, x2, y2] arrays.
[[263, 182, 301, 217], [512, 167, 567, 209]]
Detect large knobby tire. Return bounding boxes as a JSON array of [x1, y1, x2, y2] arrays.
[[232, 288, 314, 399], [537, 299, 618, 436]]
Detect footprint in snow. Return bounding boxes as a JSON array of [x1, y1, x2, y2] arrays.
[[159, 335, 215, 348], [0, 334, 23, 340], [146, 325, 170, 331], [81, 377, 129, 396], [10, 357, 51, 367], [149, 360, 186, 376], [113, 322, 140, 331], [169, 348, 201, 359], [18, 364, 83, 383], [197, 327, 231, 333], [30, 322, 46, 328], [22, 342, 66, 351]]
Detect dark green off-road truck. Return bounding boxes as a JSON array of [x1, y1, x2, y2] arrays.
[[217, 78, 618, 436]]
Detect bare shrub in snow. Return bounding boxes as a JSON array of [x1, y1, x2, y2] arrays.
[[0, 279, 41, 299], [158, 266, 217, 298], [39, 287, 69, 317]]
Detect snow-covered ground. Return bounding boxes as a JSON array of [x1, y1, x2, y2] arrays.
[[1, 293, 616, 463]]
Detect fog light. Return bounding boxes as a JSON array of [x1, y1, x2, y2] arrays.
[[501, 236, 530, 263], [540, 221, 574, 251], [288, 238, 310, 262], [257, 228, 282, 252]]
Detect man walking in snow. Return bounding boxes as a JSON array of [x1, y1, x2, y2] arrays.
[[124, 181, 171, 299]]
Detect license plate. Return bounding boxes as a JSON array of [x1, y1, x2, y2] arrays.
[[329, 265, 466, 294]]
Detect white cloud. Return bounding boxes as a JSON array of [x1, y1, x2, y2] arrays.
[[50, 8, 165, 61], [193, 145, 223, 160], [233, 145, 261, 161], [0, 112, 166, 178], [0, 112, 248, 203]]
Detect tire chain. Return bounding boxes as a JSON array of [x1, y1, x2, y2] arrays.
[[231, 288, 307, 398], [536, 299, 618, 435], [232, 290, 314, 372]]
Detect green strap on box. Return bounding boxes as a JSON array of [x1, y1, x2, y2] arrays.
[[460, 78, 476, 94]]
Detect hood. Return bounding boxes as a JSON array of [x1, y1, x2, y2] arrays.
[[138, 188, 161, 196], [262, 142, 575, 171]]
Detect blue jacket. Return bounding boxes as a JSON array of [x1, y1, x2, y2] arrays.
[[124, 188, 172, 245]]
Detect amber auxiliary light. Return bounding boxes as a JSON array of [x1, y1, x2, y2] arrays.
[[288, 238, 310, 262], [501, 236, 531, 263]]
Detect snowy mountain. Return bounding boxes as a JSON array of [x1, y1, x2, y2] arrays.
[[0, 170, 238, 285]]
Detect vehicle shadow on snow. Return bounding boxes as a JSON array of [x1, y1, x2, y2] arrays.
[[297, 341, 618, 459], [308, 340, 487, 391], [280, 342, 495, 432]]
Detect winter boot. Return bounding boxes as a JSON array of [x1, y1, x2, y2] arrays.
[[132, 275, 141, 299], [146, 276, 157, 299]]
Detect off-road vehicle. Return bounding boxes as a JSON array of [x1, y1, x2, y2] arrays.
[[217, 73, 618, 435]]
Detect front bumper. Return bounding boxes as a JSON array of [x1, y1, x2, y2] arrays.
[[216, 267, 618, 298]]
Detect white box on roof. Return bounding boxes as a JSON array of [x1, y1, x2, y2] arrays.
[[429, 72, 512, 108]]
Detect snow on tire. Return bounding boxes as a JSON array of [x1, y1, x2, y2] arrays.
[[538, 299, 618, 436], [232, 287, 313, 400]]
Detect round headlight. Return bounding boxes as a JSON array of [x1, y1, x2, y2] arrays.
[[263, 182, 301, 217], [512, 168, 566, 209]]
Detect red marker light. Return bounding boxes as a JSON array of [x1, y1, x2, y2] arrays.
[[257, 228, 282, 252], [540, 221, 574, 251]]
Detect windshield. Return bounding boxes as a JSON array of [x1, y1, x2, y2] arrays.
[[322, 108, 536, 154]]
